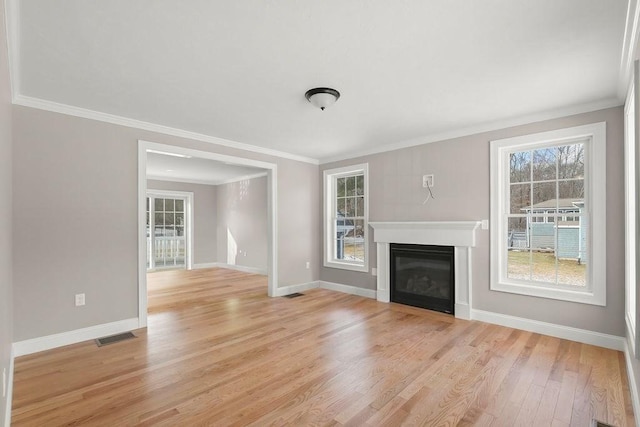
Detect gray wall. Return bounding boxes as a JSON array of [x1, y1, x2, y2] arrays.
[[147, 179, 217, 265], [320, 106, 625, 337], [12, 106, 320, 341], [216, 176, 268, 271], [0, 0, 13, 421]]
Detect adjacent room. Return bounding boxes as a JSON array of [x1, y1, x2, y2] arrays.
[[1, 1, 640, 425]]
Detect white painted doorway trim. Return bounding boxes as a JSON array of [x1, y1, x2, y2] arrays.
[[138, 140, 278, 328], [146, 189, 194, 271]]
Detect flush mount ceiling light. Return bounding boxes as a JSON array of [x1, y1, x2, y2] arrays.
[[305, 87, 340, 111]]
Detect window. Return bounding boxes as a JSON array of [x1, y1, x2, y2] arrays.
[[146, 190, 193, 271], [490, 122, 606, 305], [625, 78, 637, 353], [324, 164, 369, 272]]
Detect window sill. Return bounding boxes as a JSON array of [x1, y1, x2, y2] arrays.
[[324, 260, 369, 273], [491, 280, 605, 306]]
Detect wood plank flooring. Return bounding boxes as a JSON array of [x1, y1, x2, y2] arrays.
[[11, 268, 636, 426]]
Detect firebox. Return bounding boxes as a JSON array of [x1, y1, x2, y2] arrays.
[[390, 243, 455, 314]]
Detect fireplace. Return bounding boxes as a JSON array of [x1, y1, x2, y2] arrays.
[[369, 221, 481, 320], [390, 243, 455, 314]]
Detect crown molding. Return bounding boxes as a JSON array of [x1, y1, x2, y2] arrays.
[[6, 0, 630, 168], [12, 94, 320, 165], [620, 0, 640, 99], [319, 97, 623, 164]]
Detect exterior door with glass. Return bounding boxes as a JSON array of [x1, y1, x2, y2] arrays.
[[146, 191, 191, 270]]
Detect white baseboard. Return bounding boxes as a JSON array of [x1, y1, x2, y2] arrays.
[[3, 348, 14, 427], [319, 281, 377, 299], [273, 281, 320, 297], [192, 262, 218, 269], [471, 309, 625, 351], [13, 318, 140, 357], [273, 281, 377, 300], [196, 262, 268, 276]]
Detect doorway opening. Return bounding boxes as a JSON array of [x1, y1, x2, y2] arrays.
[[137, 140, 278, 329]]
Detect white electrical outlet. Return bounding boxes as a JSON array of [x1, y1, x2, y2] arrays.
[[422, 174, 434, 188], [75, 293, 85, 307], [305, 261, 310, 269], [2, 367, 6, 398], [481, 219, 489, 230], [372, 268, 378, 276]]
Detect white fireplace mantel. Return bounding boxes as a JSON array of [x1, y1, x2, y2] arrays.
[[369, 221, 482, 320]]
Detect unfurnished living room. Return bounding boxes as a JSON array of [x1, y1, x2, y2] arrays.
[[2, 1, 640, 426]]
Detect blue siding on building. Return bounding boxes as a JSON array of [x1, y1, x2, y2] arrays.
[[580, 217, 588, 264], [528, 223, 586, 263], [530, 224, 554, 249], [557, 226, 580, 259]]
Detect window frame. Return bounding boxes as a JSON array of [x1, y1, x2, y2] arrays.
[[625, 75, 638, 357], [146, 189, 194, 271], [323, 163, 369, 272], [490, 122, 606, 306]]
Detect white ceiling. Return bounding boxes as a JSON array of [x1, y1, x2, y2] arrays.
[[15, 0, 628, 162], [146, 152, 266, 185]]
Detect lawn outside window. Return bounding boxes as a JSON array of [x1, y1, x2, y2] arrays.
[[323, 164, 369, 272], [490, 123, 606, 306]]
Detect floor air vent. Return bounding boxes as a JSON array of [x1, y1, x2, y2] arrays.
[[592, 420, 615, 427], [95, 332, 136, 347], [283, 293, 304, 298]]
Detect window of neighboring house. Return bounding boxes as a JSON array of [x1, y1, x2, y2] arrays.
[[490, 122, 606, 306], [323, 164, 369, 272]]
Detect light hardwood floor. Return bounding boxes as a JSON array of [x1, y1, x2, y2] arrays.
[[12, 268, 635, 426]]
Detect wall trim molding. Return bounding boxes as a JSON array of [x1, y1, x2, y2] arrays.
[[619, 0, 640, 98], [319, 98, 622, 164], [471, 309, 625, 351], [12, 318, 140, 357], [3, 348, 14, 427], [208, 263, 268, 276], [273, 281, 320, 297], [192, 262, 219, 270], [13, 95, 319, 165], [272, 281, 377, 299], [318, 281, 377, 299], [10, 96, 622, 170], [623, 334, 640, 425]]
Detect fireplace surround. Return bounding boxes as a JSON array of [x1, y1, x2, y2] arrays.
[[369, 221, 482, 320]]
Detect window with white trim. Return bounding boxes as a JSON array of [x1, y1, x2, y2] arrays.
[[490, 122, 606, 306], [324, 164, 369, 272], [624, 79, 637, 352]]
